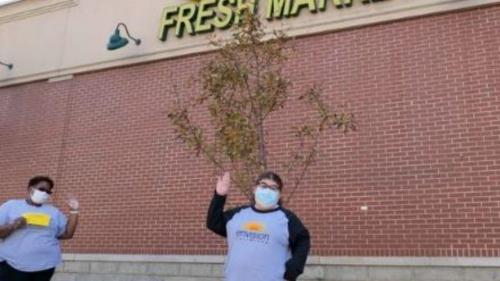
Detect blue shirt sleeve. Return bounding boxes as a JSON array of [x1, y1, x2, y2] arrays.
[[0, 200, 12, 226]]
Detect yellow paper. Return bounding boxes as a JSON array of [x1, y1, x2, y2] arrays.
[[22, 213, 51, 227]]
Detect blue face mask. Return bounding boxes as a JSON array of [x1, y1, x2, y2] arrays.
[[254, 186, 280, 209]]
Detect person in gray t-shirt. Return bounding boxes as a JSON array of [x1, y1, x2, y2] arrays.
[[0, 176, 80, 281], [207, 171, 310, 281]]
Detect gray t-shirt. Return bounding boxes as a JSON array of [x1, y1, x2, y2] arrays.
[[226, 207, 291, 281], [207, 193, 310, 281], [0, 199, 67, 272]]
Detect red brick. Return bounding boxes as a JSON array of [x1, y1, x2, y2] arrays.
[[0, 4, 499, 257]]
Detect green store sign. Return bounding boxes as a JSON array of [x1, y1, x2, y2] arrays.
[[158, 0, 387, 40]]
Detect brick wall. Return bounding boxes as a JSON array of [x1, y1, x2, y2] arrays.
[[1, 4, 499, 257]]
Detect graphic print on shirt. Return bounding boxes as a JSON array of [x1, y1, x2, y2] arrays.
[[236, 221, 270, 244], [22, 213, 51, 227]]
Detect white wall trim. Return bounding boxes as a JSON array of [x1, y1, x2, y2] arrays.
[[0, 0, 78, 24], [61, 254, 500, 267]]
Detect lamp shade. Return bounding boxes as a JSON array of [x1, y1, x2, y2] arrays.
[[107, 30, 129, 50]]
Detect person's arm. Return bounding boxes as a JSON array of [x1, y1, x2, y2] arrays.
[[0, 201, 25, 239], [58, 212, 78, 240], [283, 210, 311, 281], [207, 191, 229, 237], [206, 172, 245, 237], [0, 217, 26, 239], [58, 198, 79, 240], [207, 172, 232, 237]]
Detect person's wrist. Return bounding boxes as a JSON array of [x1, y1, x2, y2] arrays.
[[69, 209, 79, 214], [9, 223, 17, 231], [215, 188, 229, 195]]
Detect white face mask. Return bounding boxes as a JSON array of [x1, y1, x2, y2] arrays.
[[31, 189, 50, 204]]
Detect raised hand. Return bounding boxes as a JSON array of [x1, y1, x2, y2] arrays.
[[66, 198, 80, 211], [216, 172, 230, 196]]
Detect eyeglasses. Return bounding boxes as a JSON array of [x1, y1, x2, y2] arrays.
[[257, 183, 280, 191], [34, 187, 53, 195]]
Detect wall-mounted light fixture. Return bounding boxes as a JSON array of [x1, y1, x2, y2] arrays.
[[107, 23, 141, 51], [0, 61, 13, 70]]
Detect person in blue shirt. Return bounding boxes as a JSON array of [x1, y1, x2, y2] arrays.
[[207, 171, 310, 281], [0, 176, 80, 281]]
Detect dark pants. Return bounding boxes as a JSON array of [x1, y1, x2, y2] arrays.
[[0, 261, 55, 281]]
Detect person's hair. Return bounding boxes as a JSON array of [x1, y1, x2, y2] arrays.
[[255, 171, 283, 191], [27, 176, 54, 190]]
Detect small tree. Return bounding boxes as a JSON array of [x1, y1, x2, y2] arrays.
[[168, 13, 356, 203]]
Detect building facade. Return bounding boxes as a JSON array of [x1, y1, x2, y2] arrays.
[[1, 0, 500, 280]]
